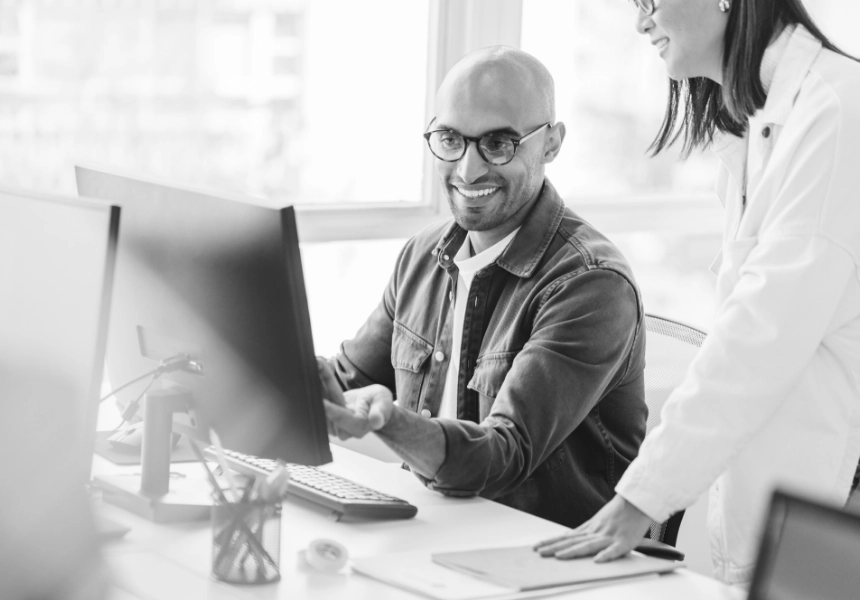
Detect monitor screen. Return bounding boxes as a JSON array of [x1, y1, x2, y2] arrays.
[[749, 490, 860, 600], [75, 166, 331, 467]]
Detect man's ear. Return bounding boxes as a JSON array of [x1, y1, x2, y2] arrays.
[[541, 122, 566, 164]]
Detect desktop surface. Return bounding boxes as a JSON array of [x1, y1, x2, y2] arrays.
[[96, 446, 742, 600]]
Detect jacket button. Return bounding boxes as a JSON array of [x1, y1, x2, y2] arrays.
[[421, 409, 431, 418], [442, 254, 450, 261], [434, 351, 445, 362], [762, 126, 771, 138]]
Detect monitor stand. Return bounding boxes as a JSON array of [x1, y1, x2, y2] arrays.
[[94, 388, 213, 523]]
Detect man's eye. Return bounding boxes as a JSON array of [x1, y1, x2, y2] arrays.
[[439, 134, 463, 149], [482, 136, 513, 153]]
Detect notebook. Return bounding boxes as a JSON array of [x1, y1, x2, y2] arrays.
[[432, 545, 682, 591]]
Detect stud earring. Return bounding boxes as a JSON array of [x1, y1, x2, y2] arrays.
[[719, 0, 730, 12]]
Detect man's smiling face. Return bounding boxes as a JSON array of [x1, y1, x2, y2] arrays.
[[432, 52, 556, 237], [433, 119, 545, 234]]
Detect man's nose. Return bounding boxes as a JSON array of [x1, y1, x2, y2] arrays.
[[456, 141, 489, 184]]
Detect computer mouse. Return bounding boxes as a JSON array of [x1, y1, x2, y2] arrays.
[[106, 422, 180, 454]]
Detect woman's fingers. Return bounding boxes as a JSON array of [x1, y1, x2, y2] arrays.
[[534, 533, 592, 556], [553, 535, 612, 560], [594, 539, 635, 563], [533, 523, 591, 552], [533, 533, 573, 551]]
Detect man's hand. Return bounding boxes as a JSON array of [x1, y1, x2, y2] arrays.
[[316, 356, 394, 440], [323, 385, 395, 440], [316, 357, 346, 437], [532, 495, 652, 562], [316, 357, 346, 407]]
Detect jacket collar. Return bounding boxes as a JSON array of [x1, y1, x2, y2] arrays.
[[712, 25, 823, 179], [432, 179, 565, 279]]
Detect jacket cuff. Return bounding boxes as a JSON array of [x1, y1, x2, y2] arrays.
[[418, 418, 483, 496]]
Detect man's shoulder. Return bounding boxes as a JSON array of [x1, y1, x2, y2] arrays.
[[547, 206, 638, 287]]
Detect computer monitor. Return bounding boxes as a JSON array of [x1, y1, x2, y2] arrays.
[[0, 185, 119, 596], [748, 489, 860, 600], [0, 185, 119, 482], [75, 166, 331, 470]]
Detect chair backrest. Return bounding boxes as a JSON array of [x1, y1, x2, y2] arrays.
[[643, 314, 707, 434], [642, 314, 707, 547]]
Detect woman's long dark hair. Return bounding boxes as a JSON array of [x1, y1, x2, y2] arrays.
[[650, 0, 857, 157]]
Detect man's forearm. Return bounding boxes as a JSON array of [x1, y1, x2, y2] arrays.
[[375, 405, 446, 479]]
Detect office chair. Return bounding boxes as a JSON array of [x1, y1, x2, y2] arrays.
[[642, 313, 707, 547]]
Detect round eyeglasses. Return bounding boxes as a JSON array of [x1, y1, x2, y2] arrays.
[[423, 122, 551, 166], [628, 0, 655, 15]]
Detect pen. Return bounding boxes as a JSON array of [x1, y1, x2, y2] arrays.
[[209, 429, 242, 502]]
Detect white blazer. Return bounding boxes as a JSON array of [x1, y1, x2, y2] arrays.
[[616, 25, 860, 584]]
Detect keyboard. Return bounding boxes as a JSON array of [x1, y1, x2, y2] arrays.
[[204, 447, 418, 520]]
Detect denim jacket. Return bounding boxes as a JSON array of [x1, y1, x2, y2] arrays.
[[333, 180, 647, 528]]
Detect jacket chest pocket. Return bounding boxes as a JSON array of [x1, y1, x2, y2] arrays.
[[715, 237, 758, 304], [391, 322, 432, 408], [467, 353, 516, 420]]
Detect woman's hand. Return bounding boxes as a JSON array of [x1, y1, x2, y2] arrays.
[[532, 495, 653, 562]]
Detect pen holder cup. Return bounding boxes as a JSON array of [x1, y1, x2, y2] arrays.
[[211, 500, 282, 584]]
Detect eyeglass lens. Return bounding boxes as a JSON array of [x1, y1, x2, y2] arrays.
[[428, 131, 517, 165], [629, 0, 654, 14]]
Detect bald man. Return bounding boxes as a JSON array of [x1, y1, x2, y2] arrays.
[[319, 47, 647, 528]]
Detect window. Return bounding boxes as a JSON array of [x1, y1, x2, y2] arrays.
[[0, 0, 431, 221]]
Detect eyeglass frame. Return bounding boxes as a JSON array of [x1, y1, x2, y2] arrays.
[[423, 120, 552, 166], [629, 0, 655, 15]]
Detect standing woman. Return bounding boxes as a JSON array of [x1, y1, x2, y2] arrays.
[[535, 0, 860, 585]]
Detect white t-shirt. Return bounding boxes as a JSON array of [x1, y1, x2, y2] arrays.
[[437, 228, 520, 420]]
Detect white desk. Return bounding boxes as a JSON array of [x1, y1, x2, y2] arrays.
[[97, 446, 743, 600]]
